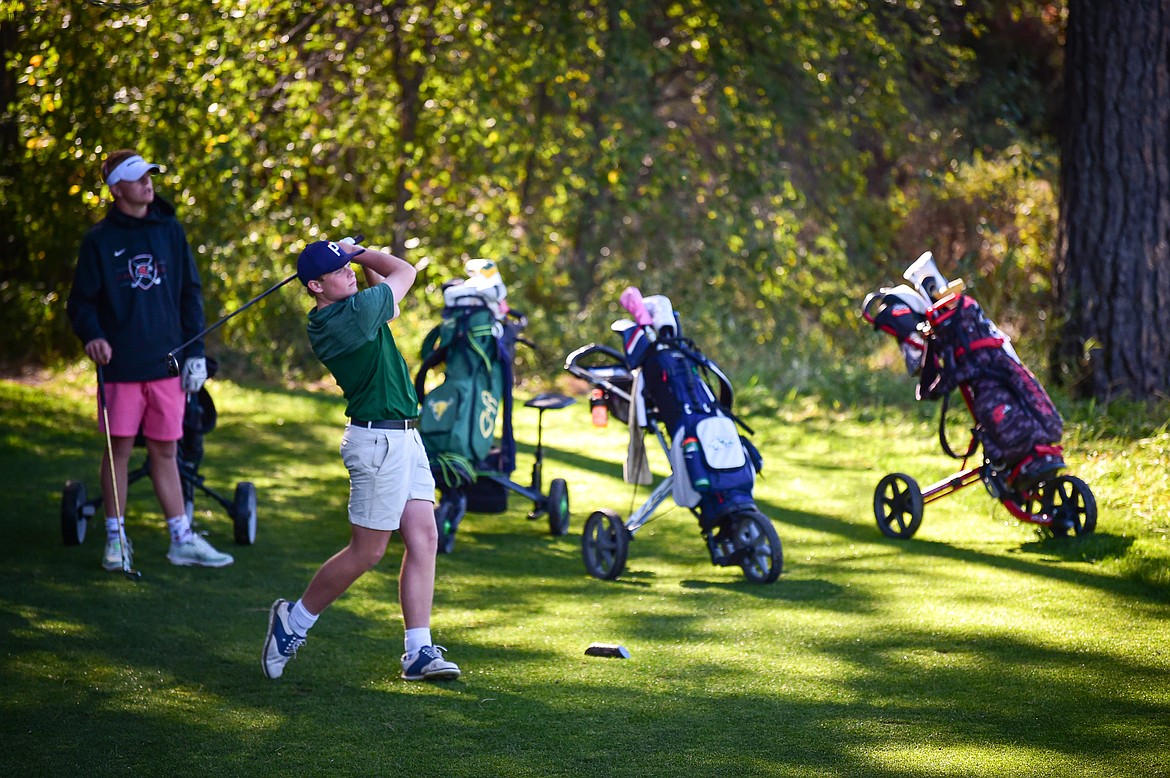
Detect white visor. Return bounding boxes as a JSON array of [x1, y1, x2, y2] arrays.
[[105, 155, 161, 186]]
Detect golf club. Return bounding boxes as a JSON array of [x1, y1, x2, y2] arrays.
[[165, 235, 365, 375], [97, 365, 142, 580]]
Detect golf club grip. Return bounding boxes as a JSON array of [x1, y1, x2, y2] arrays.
[[96, 363, 107, 407], [620, 286, 653, 326]]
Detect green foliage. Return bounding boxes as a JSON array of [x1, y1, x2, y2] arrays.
[[1, 1, 1066, 392], [890, 143, 1060, 361]]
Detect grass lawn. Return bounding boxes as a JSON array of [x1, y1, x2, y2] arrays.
[[1, 366, 1167, 777]]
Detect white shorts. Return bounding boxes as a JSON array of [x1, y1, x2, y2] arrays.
[[340, 426, 435, 531]]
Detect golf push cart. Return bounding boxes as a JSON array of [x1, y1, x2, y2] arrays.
[[862, 251, 1096, 540], [61, 358, 257, 549], [564, 287, 783, 584]]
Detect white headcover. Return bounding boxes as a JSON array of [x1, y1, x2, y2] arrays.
[[642, 295, 676, 336], [444, 258, 509, 318], [903, 251, 949, 301], [465, 258, 507, 301], [884, 283, 931, 313]]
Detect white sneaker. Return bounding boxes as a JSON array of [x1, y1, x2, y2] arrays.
[[167, 534, 234, 568], [401, 645, 461, 681], [102, 537, 133, 571], [262, 599, 306, 679]]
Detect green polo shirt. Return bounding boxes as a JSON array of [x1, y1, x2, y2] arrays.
[[306, 283, 418, 421]]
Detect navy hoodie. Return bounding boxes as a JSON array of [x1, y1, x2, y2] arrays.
[[67, 196, 205, 382]]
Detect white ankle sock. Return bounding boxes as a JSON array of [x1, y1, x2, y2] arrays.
[[105, 517, 124, 543], [166, 515, 194, 545], [288, 600, 318, 637], [405, 627, 432, 654]]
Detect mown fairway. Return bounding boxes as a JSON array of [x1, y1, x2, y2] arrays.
[[2, 369, 1167, 777]]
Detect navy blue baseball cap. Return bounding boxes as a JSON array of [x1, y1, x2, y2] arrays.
[[297, 240, 350, 286]]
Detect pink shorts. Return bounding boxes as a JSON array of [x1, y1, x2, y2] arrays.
[[98, 378, 186, 441]]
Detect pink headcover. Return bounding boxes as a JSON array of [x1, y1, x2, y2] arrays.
[[620, 286, 653, 326]]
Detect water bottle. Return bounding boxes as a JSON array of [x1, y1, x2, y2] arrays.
[[682, 436, 710, 491], [590, 388, 608, 427]]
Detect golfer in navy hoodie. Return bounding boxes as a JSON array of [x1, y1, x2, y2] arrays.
[[67, 148, 233, 571]]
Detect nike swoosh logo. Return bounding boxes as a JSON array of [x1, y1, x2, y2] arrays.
[[114, 249, 126, 257]]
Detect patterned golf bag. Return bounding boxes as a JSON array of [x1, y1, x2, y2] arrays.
[[864, 284, 1065, 490]]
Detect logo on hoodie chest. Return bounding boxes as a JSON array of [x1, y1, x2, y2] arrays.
[[127, 254, 162, 290]]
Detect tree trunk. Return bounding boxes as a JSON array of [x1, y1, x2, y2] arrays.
[[1054, 0, 1170, 401]]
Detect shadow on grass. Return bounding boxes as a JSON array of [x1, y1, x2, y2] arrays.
[[8, 569, 1166, 777], [490, 438, 1165, 607], [761, 483, 1166, 593], [510, 440, 625, 482], [1020, 531, 1135, 563], [680, 575, 847, 601], [4, 377, 1169, 777]]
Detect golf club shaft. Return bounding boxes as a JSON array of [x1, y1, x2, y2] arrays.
[[166, 272, 298, 364], [97, 365, 140, 580], [165, 234, 365, 371]]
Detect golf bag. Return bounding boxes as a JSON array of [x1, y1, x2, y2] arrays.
[[616, 295, 762, 529], [863, 253, 1065, 489], [415, 261, 576, 554], [638, 341, 761, 526], [415, 262, 520, 505], [565, 289, 781, 584]]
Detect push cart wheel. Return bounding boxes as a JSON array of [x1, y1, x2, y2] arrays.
[[231, 482, 257, 545], [1045, 475, 1097, 537], [434, 493, 465, 555], [546, 478, 570, 536], [581, 509, 629, 580], [61, 480, 88, 546], [874, 473, 924, 539], [729, 508, 783, 584]]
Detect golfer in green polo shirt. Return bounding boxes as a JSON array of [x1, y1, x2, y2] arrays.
[[262, 237, 460, 683]]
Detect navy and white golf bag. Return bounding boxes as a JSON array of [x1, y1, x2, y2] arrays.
[[615, 293, 762, 528]]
